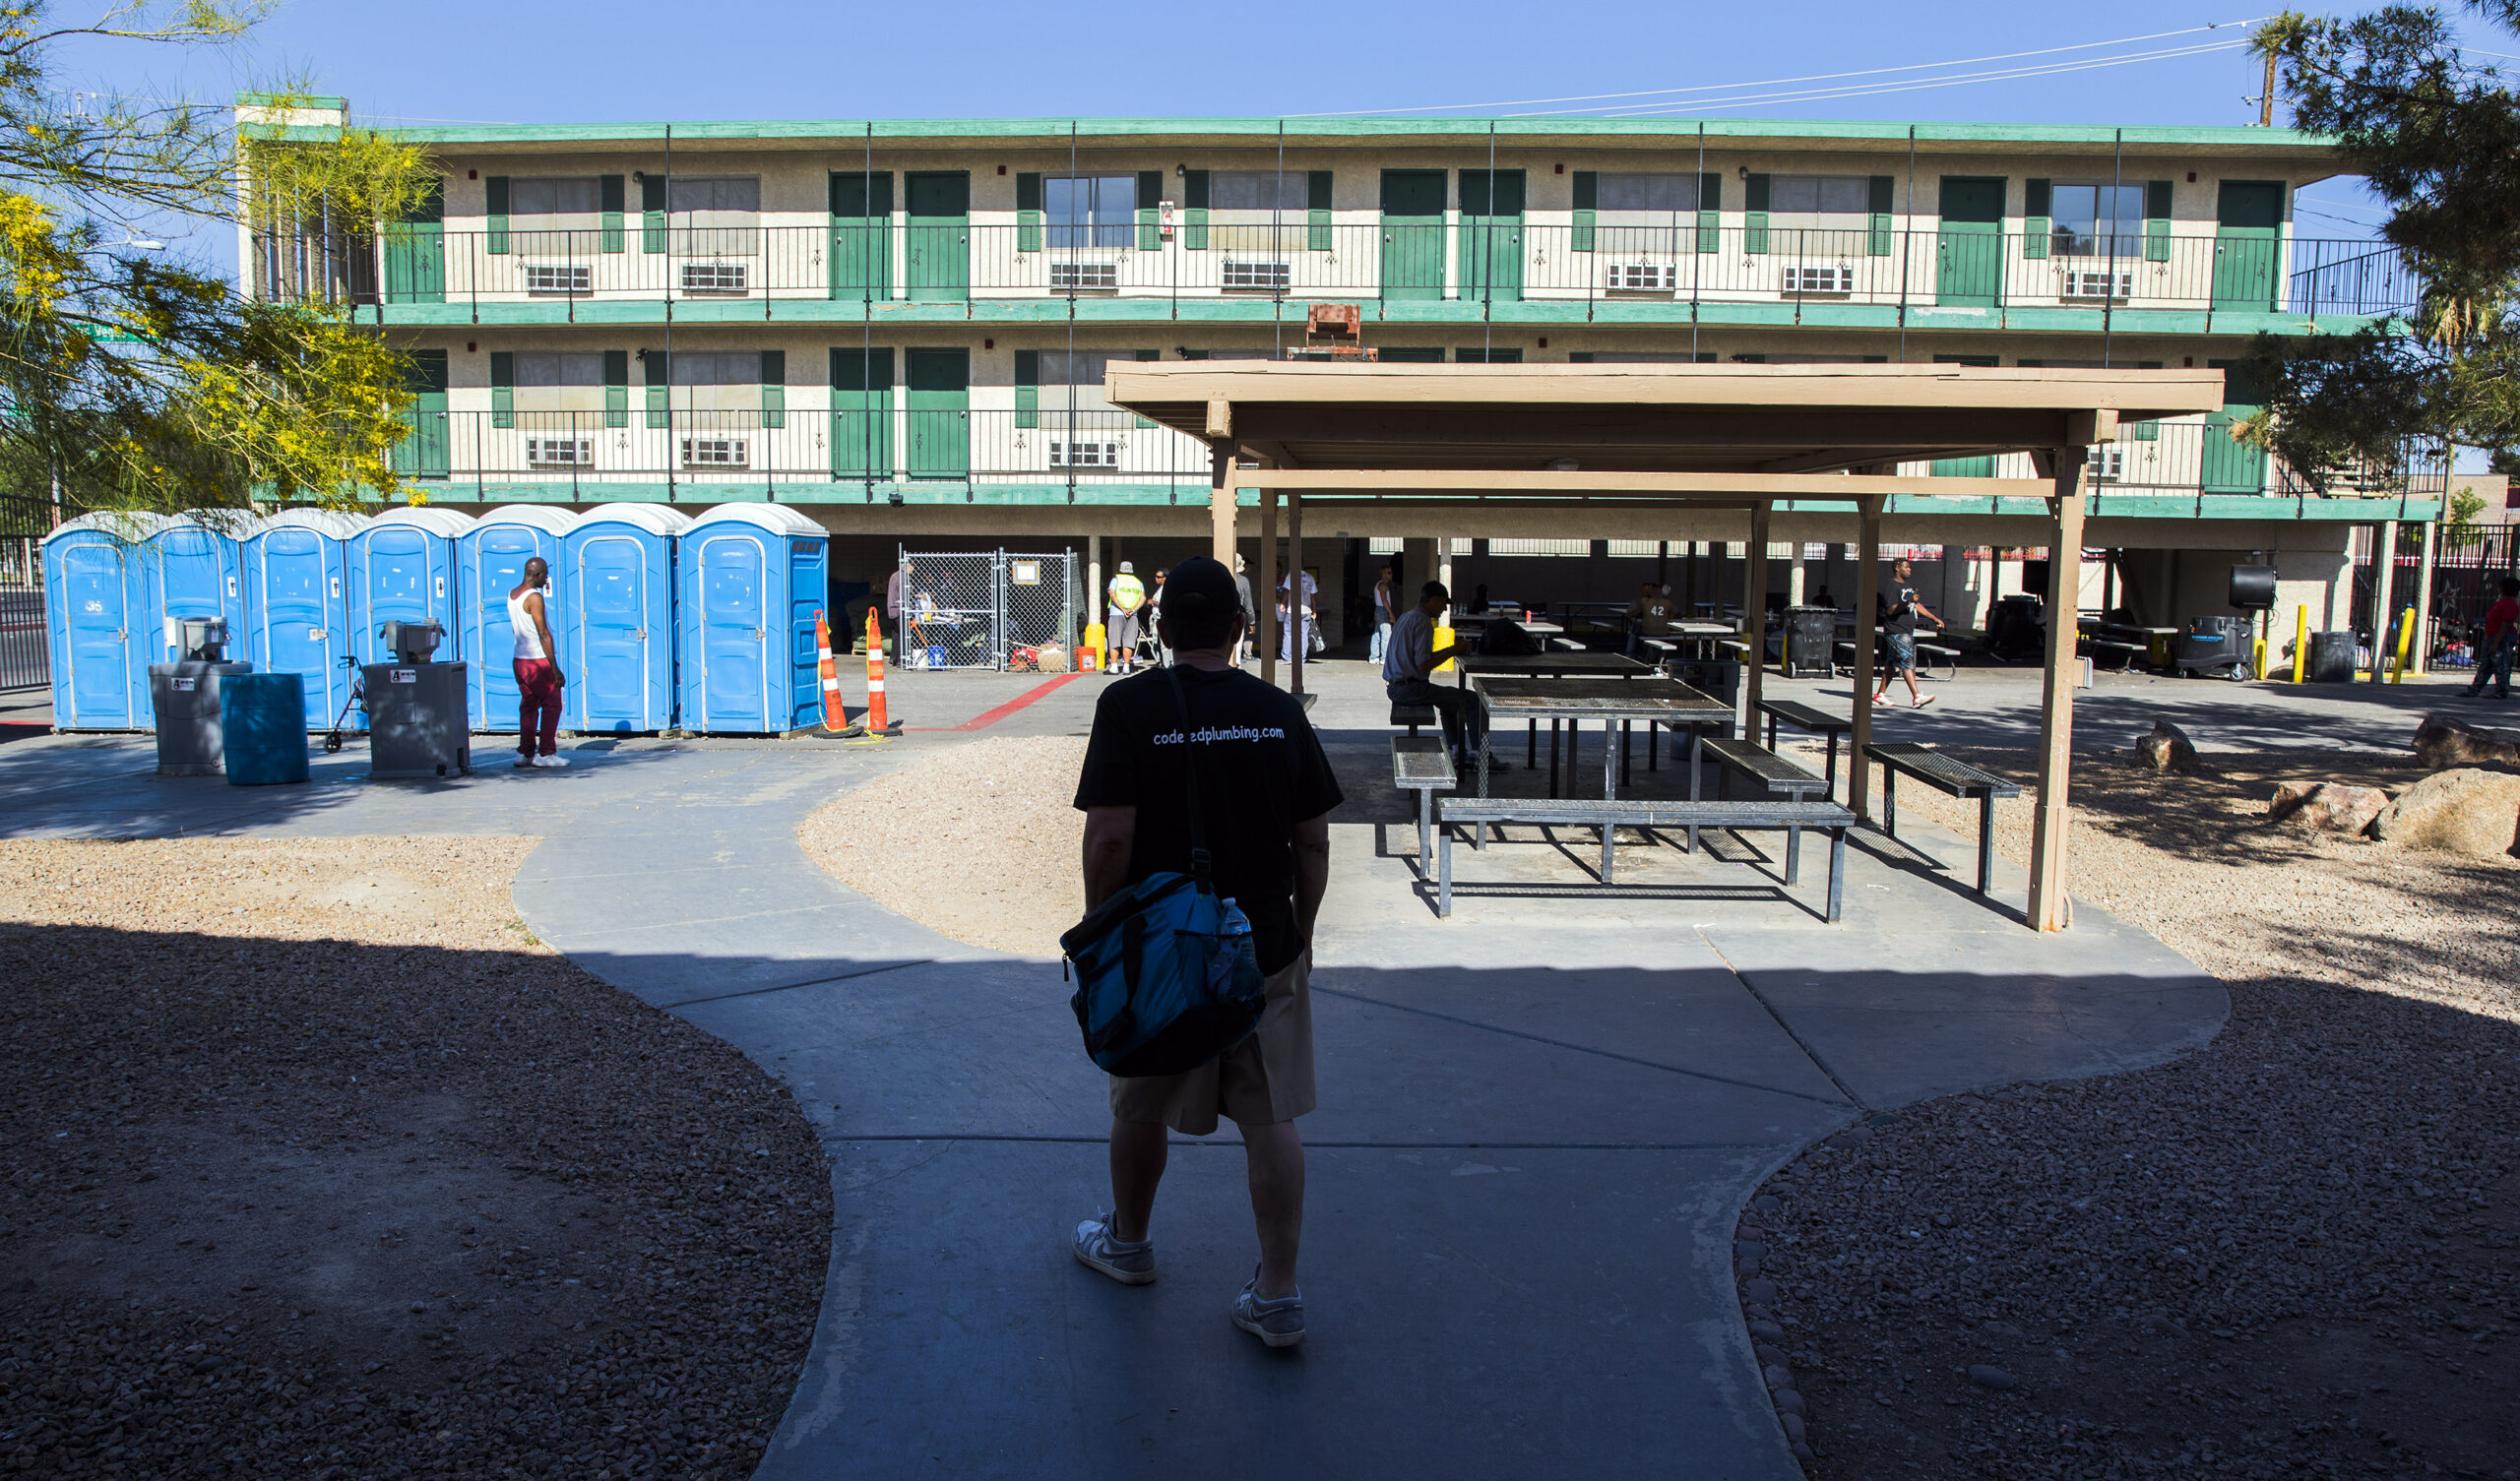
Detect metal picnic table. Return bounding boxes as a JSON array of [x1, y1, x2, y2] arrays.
[[1457, 652, 1656, 769], [1469, 673, 1736, 849]]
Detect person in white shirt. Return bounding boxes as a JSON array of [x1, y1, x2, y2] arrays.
[[1276, 568, 1318, 662], [507, 558, 567, 770], [1383, 581, 1489, 770], [1368, 564, 1397, 665]]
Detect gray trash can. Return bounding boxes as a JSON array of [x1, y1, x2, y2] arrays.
[[2306, 630, 2359, 684], [148, 660, 254, 775], [1783, 606, 1836, 677], [363, 661, 472, 779]]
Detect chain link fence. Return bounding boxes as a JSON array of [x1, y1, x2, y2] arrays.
[[895, 548, 1078, 671]]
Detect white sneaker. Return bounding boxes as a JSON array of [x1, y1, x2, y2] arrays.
[[532, 754, 570, 769]]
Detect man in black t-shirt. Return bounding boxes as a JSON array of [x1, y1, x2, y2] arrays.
[[1871, 557, 1942, 710], [1068, 556, 1342, 1348]]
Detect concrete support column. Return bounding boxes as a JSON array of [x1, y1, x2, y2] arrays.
[[2368, 520, 2398, 683], [1849, 500, 1883, 820], [1209, 448, 1236, 567], [1786, 540, 1806, 607], [2413, 520, 2437, 675], [2028, 455, 2089, 935]]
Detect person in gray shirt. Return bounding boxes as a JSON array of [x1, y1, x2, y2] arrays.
[[1383, 581, 1489, 771]]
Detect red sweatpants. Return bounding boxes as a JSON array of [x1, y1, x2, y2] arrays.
[[514, 658, 562, 758]]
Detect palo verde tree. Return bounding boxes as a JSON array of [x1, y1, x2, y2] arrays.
[[0, 2, 436, 515], [2246, 2, 2520, 487]]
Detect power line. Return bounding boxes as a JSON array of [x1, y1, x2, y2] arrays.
[[1529, 42, 2249, 117], [1294, 18, 2273, 117]]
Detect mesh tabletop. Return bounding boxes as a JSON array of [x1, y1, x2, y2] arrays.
[[1472, 675, 1731, 718], [1458, 653, 1653, 678]]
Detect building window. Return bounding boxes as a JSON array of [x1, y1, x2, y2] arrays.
[[1596, 172, 1699, 256], [514, 351, 607, 421], [671, 349, 761, 417], [1768, 175, 1869, 233], [669, 176, 761, 256], [512, 177, 600, 254], [1045, 174, 1137, 250], [2048, 183, 2144, 258], [1210, 170, 1305, 253], [1035, 349, 1145, 416]]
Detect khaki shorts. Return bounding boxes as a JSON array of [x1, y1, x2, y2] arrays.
[[1109, 952, 1315, 1137]]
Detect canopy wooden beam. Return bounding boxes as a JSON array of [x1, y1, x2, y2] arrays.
[[1229, 469, 2064, 499]]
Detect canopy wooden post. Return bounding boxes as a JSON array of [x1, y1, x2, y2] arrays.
[[1849, 497, 1883, 819], [2412, 518, 2436, 675], [2367, 519, 2397, 683], [1258, 483, 1279, 687], [1743, 503, 1771, 729], [1289, 489, 1305, 695], [2028, 453, 2088, 933], [1209, 447, 1235, 566]]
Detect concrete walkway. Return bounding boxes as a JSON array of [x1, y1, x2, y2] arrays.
[[0, 666, 2237, 1480]]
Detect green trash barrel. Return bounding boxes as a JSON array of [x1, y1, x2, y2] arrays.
[[221, 672, 310, 786]]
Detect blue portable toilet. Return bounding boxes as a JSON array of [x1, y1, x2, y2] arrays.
[[145, 510, 255, 665], [676, 505, 828, 734], [350, 505, 472, 667], [243, 509, 362, 731], [563, 504, 689, 734], [458, 505, 576, 732], [42, 511, 168, 729]]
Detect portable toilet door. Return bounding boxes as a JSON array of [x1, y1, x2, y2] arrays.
[[563, 504, 689, 734], [676, 505, 828, 733], [458, 506, 575, 731], [146, 510, 255, 665], [41, 512, 167, 729], [243, 509, 362, 730], [350, 505, 472, 666]]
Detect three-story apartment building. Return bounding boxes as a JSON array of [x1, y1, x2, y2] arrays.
[[242, 100, 2440, 646]]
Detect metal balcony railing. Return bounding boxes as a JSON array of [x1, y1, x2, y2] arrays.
[[257, 225, 2422, 320], [389, 407, 2447, 502]]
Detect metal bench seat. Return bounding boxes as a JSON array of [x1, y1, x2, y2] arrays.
[[1390, 734, 1456, 877], [1434, 795, 1855, 918], [1866, 741, 2022, 895], [1702, 737, 1831, 799], [1755, 698, 1854, 794], [1390, 702, 1438, 735]]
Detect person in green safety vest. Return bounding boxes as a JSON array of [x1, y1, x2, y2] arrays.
[[1106, 561, 1148, 674]]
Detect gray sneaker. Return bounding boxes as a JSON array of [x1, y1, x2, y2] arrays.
[[1071, 1213, 1155, 1285], [1231, 1267, 1305, 1348]]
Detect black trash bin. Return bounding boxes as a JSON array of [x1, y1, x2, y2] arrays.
[[2306, 629, 2359, 684], [1783, 606, 1835, 677]]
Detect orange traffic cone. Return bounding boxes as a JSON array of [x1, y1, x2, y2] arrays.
[[864, 607, 899, 734], [813, 611, 864, 737]]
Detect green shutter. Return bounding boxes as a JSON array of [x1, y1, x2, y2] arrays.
[[1697, 172, 1721, 253], [1015, 172, 1042, 253], [2023, 178, 2051, 260], [1567, 351, 1593, 362], [1183, 169, 1208, 250], [1867, 175, 1894, 257], [1570, 171, 1596, 252], [643, 349, 668, 428], [485, 176, 509, 255], [599, 175, 625, 253], [603, 349, 627, 428], [641, 174, 665, 254], [1137, 169, 1164, 251], [1743, 173, 1769, 255], [1306, 170, 1332, 250], [1013, 348, 1038, 428], [489, 350, 513, 428], [2144, 180, 2174, 262], [760, 349, 785, 429], [1132, 348, 1159, 426]]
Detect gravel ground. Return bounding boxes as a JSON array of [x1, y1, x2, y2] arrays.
[[1746, 747, 2520, 1481], [0, 835, 830, 1480], [799, 735, 1087, 957]]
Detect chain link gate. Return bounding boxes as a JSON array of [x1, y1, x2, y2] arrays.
[[895, 548, 1077, 671], [0, 495, 48, 692]]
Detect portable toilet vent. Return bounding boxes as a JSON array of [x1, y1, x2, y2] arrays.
[[674, 504, 829, 734], [563, 504, 690, 735], [41, 511, 170, 730], [242, 509, 363, 731], [458, 506, 576, 731]]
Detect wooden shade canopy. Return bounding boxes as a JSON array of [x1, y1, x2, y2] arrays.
[[1106, 360, 2230, 934]]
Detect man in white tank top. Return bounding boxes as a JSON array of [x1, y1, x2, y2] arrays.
[[509, 558, 568, 769]]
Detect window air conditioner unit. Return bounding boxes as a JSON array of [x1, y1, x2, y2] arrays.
[[1782, 266, 1852, 294], [524, 436, 592, 467], [1222, 261, 1291, 291], [523, 264, 591, 294], [680, 437, 749, 467], [2060, 270, 2134, 301], [679, 263, 749, 293], [1606, 264, 1678, 291], [1048, 440, 1120, 469], [1049, 262, 1120, 290]]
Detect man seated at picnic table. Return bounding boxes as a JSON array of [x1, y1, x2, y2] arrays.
[[1384, 580, 1499, 773], [1624, 580, 1676, 658]]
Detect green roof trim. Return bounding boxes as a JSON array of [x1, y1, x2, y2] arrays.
[[256, 110, 2338, 153], [237, 92, 348, 110]]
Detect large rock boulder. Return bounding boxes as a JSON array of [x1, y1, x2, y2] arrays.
[[2268, 780, 2391, 836], [2134, 720, 2201, 773], [2411, 714, 2520, 771], [2373, 769, 2520, 857]]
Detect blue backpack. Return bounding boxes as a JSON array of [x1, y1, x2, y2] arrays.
[[1062, 670, 1268, 1078]]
